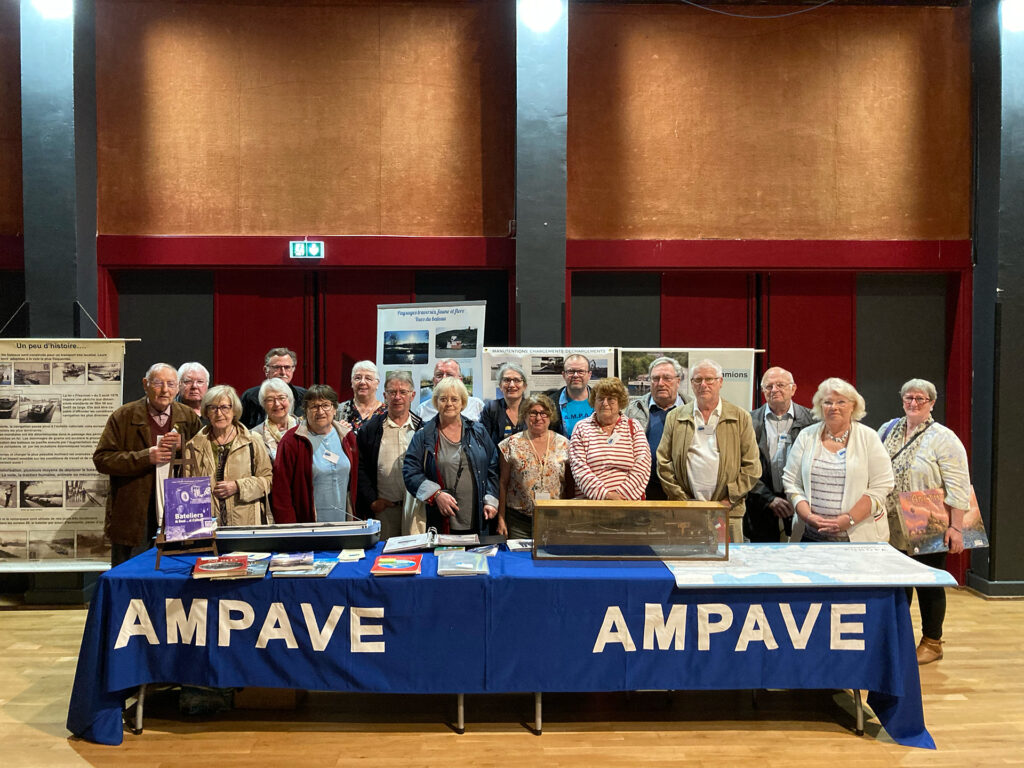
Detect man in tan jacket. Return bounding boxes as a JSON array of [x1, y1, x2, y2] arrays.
[[657, 358, 760, 543]]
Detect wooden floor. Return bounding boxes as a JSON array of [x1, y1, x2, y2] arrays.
[[2, 588, 1022, 768]]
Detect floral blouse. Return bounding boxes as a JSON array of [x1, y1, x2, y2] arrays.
[[337, 399, 386, 431], [498, 431, 570, 515]]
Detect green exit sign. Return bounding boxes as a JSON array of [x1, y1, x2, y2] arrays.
[[289, 240, 325, 259]]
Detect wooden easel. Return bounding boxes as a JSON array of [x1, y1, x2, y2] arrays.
[[154, 530, 218, 570]]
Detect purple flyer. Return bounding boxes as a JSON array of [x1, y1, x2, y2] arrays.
[[163, 477, 215, 541]]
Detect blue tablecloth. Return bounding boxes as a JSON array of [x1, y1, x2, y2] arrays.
[[67, 545, 934, 748]]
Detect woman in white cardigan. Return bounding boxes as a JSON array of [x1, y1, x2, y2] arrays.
[[783, 378, 894, 542]]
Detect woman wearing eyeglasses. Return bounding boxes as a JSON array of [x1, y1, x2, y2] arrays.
[[497, 393, 572, 538], [182, 385, 274, 526], [403, 377, 499, 534], [783, 377, 894, 543], [878, 378, 971, 664], [251, 378, 299, 462], [272, 385, 359, 523], [481, 362, 529, 448], [337, 360, 386, 430]]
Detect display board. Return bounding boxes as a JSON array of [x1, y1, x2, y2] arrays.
[[376, 301, 487, 404], [0, 339, 126, 566], [618, 347, 757, 408], [481, 347, 616, 399]]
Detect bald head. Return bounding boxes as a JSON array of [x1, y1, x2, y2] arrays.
[[760, 366, 796, 415]]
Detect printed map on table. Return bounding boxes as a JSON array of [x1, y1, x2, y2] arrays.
[[664, 543, 959, 588]]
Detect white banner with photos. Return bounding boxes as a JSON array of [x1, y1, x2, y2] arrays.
[[0, 339, 126, 566], [376, 301, 487, 405]]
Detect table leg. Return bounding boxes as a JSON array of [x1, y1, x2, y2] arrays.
[[853, 689, 864, 736], [534, 692, 542, 734], [454, 693, 465, 734], [132, 684, 146, 735]]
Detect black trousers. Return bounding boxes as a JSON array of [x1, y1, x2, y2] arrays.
[[905, 550, 948, 640]]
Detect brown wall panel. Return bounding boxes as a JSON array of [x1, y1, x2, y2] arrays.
[[96, 0, 514, 236], [568, 5, 971, 241], [0, 0, 22, 236]]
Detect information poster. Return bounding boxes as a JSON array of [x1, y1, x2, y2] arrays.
[[0, 339, 125, 564], [376, 301, 487, 403], [481, 348, 616, 399], [618, 348, 757, 409]]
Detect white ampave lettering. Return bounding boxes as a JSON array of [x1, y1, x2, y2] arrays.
[[593, 602, 865, 653], [114, 599, 384, 652]]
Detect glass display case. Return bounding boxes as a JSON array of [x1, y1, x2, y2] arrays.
[[532, 500, 730, 560]]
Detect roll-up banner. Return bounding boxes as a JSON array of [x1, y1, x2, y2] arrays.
[[0, 339, 127, 567], [375, 301, 488, 404]]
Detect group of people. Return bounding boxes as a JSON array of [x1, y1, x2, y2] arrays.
[[94, 347, 970, 666]]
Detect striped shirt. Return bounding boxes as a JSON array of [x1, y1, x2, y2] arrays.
[[807, 449, 848, 542], [569, 415, 651, 500]]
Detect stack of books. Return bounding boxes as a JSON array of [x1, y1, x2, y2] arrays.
[[192, 554, 269, 580]]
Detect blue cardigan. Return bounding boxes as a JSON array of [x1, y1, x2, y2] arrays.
[[403, 416, 499, 533]]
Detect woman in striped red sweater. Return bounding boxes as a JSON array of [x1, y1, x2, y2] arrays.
[[568, 378, 651, 500]]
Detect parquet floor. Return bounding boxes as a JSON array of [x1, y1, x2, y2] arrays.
[[2, 588, 1022, 767]]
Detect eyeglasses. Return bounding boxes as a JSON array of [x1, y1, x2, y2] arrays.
[[903, 396, 932, 404], [762, 383, 792, 391], [822, 400, 850, 409], [501, 377, 524, 385], [264, 395, 289, 405], [267, 364, 294, 373], [148, 380, 178, 390], [181, 378, 207, 387], [207, 404, 233, 414], [306, 402, 334, 413], [691, 377, 721, 385], [352, 375, 377, 383], [385, 389, 412, 398], [564, 369, 588, 376], [527, 410, 549, 419], [651, 375, 678, 383]]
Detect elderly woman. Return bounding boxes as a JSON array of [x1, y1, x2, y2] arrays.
[[481, 362, 528, 448], [403, 377, 498, 534], [783, 377, 894, 542], [879, 378, 971, 664], [497, 393, 572, 538], [337, 360, 386, 430], [182, 385, 273, 526], [251, 378, 299, 462], [569, 377, 651, 501], [272, 385, 359, 523]]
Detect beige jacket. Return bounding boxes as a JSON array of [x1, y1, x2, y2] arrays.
[[656, 398, 761, 517], [183, 424, 274, 526]]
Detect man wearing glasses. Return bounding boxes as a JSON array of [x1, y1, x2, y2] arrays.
[[417, 358, 485, 421], [625, 356, 690, 500], [744, 366, 816, 542], [240, 347, 307, 428], [547, 353, 595, 438], [657, 358, 760, 544], [93, 363, 202, 566], [356, 371, 424, 539]]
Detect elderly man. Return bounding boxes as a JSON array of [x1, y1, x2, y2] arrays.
[[745, 366, 816, 542], [240, 347, 307, 428], [625, 356, 690, 500], [546, 353, 594, 437], [657, 358, 760, 543], [93, 363, 202, 566], [417, 358, 484, 421], [176, 361, 210, 417], [356, 371, 424, 539]]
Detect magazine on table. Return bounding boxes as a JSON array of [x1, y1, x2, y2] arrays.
[[270, 560, 337, 578], [899, 486, 989, 555], [382, 528, 479, 554], [192, 554, 250, 579], [436, 551, 489, 576], [370, 554, 423, 576], [269, 552, 315, 571], [163, 477, 216, 541]]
